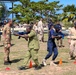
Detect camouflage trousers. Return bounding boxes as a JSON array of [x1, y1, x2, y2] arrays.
[[4, 43, 10, 62]]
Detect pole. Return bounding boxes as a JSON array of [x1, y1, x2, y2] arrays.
[[12, 2, 14, 20], [11, 2, 14, 35]]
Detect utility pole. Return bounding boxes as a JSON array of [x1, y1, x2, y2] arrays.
[[12, 2, 14, 20], [11, 1, 14, 35]]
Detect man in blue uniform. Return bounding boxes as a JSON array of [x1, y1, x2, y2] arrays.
[[54, 21, 64, 47], [47, 18, 53, 30], [42, 24, 61, 66]]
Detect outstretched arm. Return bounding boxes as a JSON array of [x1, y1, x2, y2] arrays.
[[52, 35, 62, 39], [14, 33, 28, 41]]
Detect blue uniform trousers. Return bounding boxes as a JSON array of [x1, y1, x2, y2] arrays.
[[45, 40, 58, 60]]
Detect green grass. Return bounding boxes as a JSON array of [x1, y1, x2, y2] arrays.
[[0, 34, 76, 75]]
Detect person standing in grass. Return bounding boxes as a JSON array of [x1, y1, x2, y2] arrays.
[[42, 24, 61, 66], [3, 19, 12, 65], [55, 21, 64, 47], [14, 25, 41, 70], [37, 18, 44, 42], [67, 21, 76, 60]]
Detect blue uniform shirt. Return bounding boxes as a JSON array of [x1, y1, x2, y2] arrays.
[[48, 29, 55, 42], [54, 24, 64, 39], [48, 22, 53, 30]]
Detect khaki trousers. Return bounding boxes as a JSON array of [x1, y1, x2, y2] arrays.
[[38, 33, 44, 42], [70, 40, 76, 57]]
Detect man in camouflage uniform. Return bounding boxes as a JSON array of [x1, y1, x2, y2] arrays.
[[3, 19, 12, 65], [14, 25, 41, 70]]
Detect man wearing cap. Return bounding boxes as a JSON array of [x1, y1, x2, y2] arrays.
[[3, 19, 12, 65], [42, 23, 61, 66], [47, 18, 53, 30], [14, 25, 41, 70], [67, 21, 76, 60], [55, 21, 64, 47]]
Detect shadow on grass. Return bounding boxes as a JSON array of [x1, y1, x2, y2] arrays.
[[0, 45, 4, 47], [0, 44, 15, 47], [44, 41, 47, 43], [45, 61, 68, 66], [11, 44, 15, 47], [54, 61, 68, 64], [11, 58, 23, 63]]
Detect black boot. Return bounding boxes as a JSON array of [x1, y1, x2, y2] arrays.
[[4, 61, 11, 65], [18, 66, 29, 70], [35, 65, 42, 70], [7, 57, 12, 63]]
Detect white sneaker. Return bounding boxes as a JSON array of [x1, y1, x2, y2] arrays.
[[42, 59, 47, 66], [50, 61, 57, 66]]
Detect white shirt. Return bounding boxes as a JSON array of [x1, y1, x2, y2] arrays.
[[33, 24, 38, 32], [37, 21, 44, 32]]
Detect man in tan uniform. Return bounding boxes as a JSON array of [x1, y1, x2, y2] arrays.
[[37, 18, 44, 42], [33, 22, 38, 34], [3, 19, 12, 65], [67, 22, 76, 60]]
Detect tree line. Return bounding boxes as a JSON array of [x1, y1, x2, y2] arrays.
[[0, 0, 76, 25]]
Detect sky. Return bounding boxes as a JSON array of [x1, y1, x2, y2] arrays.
[[4, 0, 76, 19]]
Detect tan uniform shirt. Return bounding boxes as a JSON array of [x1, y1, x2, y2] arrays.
[[3, 24, 11, 44], [33, 24, 38, 31], [67, 27, 76, 39], [37, 21, 44, 34]]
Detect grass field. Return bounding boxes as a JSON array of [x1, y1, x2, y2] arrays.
[[0, 34, 76, 75]]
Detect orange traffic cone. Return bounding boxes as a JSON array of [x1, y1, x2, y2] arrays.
[[59, 58, 62, 65], [29, 60, 33, 68], [74, 60, 76, 64]]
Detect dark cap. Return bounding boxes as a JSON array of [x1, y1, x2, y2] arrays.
[[74, 22, 76, 26], [54, 24, 61, 30], [47, 18, 52, 23]]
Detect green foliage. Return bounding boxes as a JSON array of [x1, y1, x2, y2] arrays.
[[12, 0, 63, 23], [61, 5, 76, 22], [0, 3, 9, 21], [63, 4, 76, 13], [63, 21, 73, 28]]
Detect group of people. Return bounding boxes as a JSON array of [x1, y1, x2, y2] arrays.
[[1, 18, 76, 70]]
